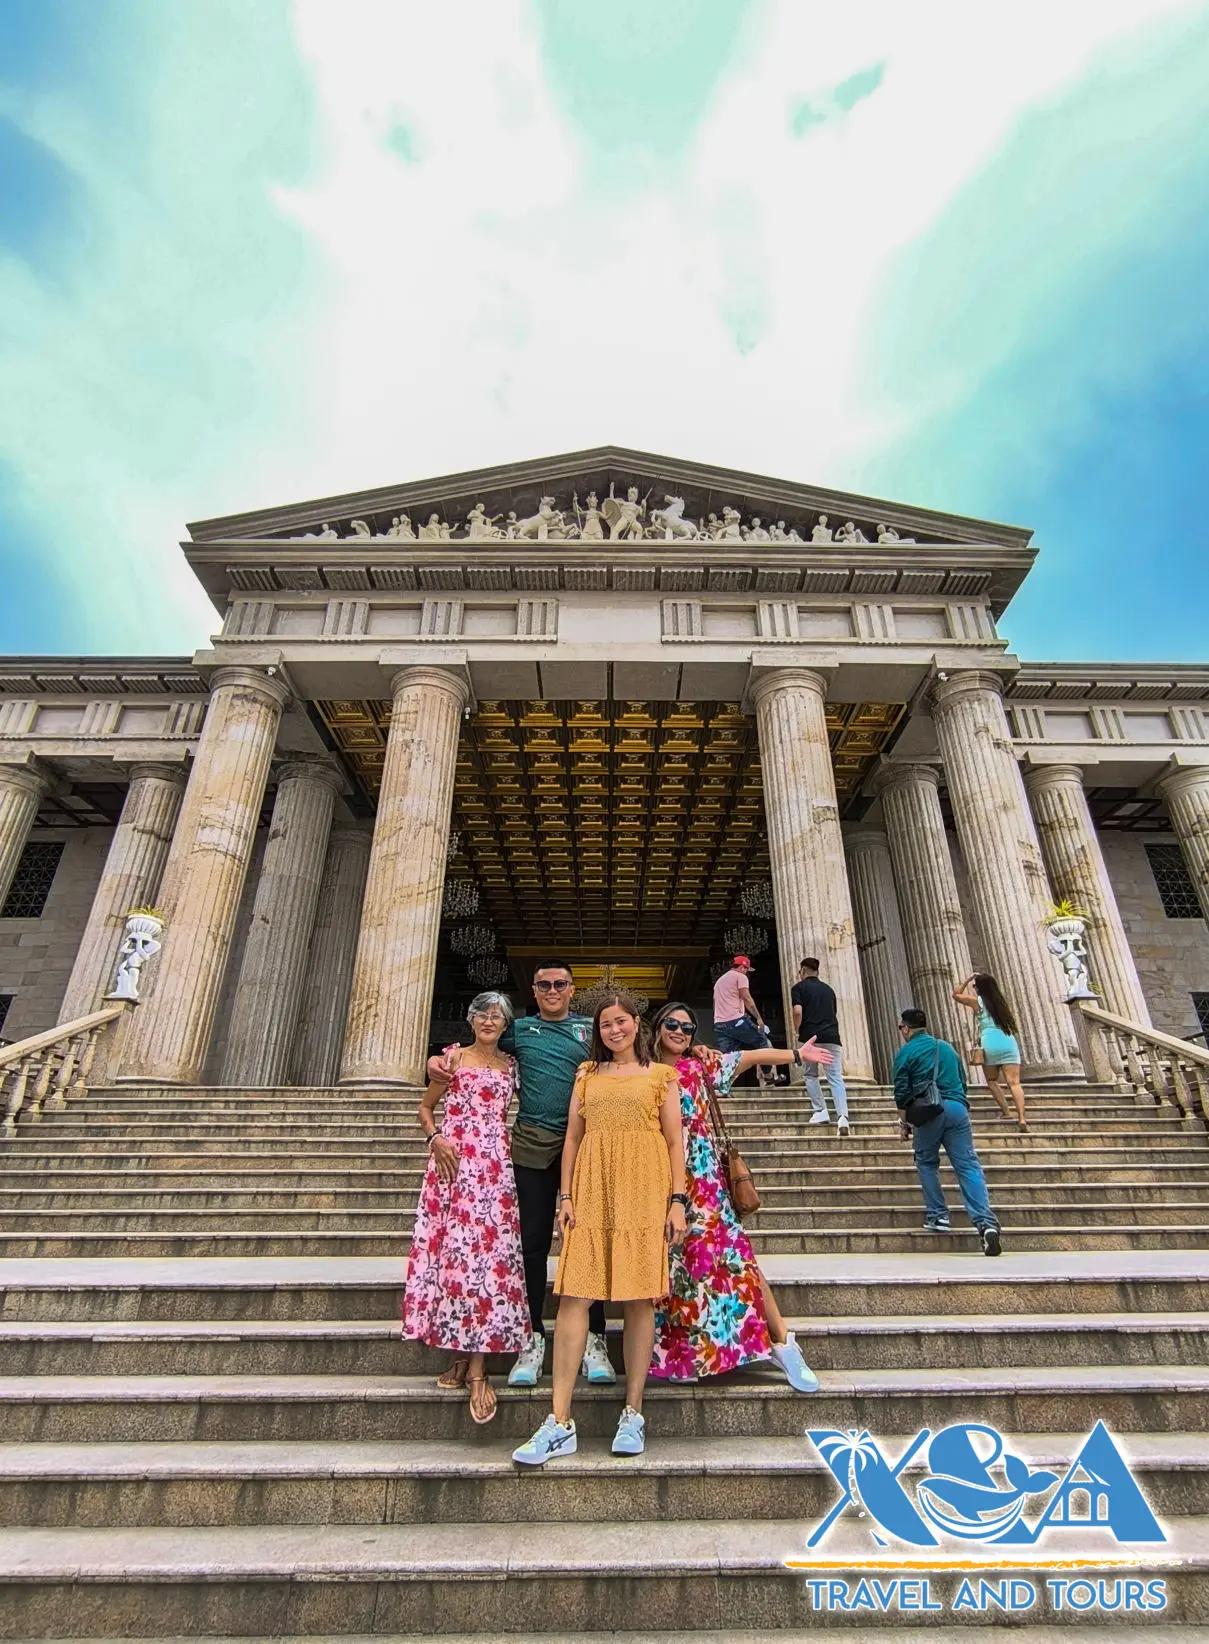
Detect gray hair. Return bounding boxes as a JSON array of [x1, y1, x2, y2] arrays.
[[466, 990, 514, 1026]]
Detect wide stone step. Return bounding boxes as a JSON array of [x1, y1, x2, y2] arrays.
[[1, 1426, 1205, 1529], [747, 1204, 1209, 1231], [1, 1515, 1205, 1635], [4, 1309, 1209, 1378]]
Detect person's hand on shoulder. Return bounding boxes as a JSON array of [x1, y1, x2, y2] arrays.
[[426, 1044, 462, 1085]]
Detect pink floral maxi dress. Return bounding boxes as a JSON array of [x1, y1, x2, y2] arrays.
[[402, 1062, 529, 1354], [649, 1052, 771, 1378]]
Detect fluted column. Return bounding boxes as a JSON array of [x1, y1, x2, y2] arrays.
[[844, 829, 912, 1082], [931, 671, 1079, 1078], [339, 666, 468, 1085], [751, 669, 873, 1079], [58, 764, 186, 1023], [874, 763, 975, 1053], [290, 825, 372, 1085], [1157, 765, 1209, 923], [0, 762, 53, 909], [1024, 763, 1152, 1025], [221, 755, 344, 1087], [118, 667, 291, 1084]]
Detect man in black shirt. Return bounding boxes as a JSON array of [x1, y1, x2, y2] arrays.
[[790, 957, 850, 1134]]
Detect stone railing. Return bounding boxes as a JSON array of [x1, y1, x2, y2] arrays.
[[0, 1006, 128, 1137], [1071, 1000, 1209, 1126]]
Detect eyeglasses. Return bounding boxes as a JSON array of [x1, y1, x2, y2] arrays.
[[662, 1019, 696, 1035], [472, 1010, 506, 1023], [534, 979, 571, 992]]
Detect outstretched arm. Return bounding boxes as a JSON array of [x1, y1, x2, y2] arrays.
[[732, 1037, 832, 1077]]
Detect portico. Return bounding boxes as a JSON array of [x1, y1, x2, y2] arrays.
[[0, 448, 1205, 1085]]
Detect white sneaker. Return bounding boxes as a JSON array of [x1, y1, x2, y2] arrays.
[[581, 1330, 617, 1384], [808, 1111, 831, 1126], [769, 1331, 820, 1393], [837, 1116, 850, 1135], [512, 1414, 577, 1467], [612, 1405, 646, 1455], [507, 1330, 546, 1387]]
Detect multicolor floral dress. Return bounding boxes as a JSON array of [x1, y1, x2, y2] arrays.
[[402, 1060, 529, 1354], [650, 1051, 771, 1378]]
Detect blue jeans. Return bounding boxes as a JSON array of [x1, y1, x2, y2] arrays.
[[911, 1099, 997, 1231], [803, 1043, 847, 1120], [713, 1016, 771, 1054]]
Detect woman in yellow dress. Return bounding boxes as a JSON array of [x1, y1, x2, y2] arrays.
[[512, 991, 687, 1466]]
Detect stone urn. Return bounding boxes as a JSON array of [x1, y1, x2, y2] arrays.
[[1045, 915, 1095, 1001], [108, 912, 165, 1003]]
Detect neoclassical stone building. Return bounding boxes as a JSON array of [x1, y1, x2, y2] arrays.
[[1, 448, 1206, 1085]]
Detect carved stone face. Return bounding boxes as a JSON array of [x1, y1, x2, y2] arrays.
[[627, 487, 639, 502], [818, 515, 827, 526]]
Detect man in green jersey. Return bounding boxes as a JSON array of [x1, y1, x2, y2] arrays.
[[429, 959, 613, 1387]]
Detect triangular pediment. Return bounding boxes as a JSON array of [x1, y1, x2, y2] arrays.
[[187, 445, 1032, 551]]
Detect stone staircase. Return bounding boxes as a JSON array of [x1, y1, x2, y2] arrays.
[[1, 1081, 1209, 1637]]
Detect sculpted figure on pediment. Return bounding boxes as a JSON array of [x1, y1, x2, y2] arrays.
[[419, 513, 450, 541], [744, 517, 771, 543], [811, 514, 833, 543], [601, 482, 648, 541], [877, 522, 915, 544], [302, 521, 339, 540], [836, 520, 869, 544], [503, 511, 520, 538], [349, 519, 372, 538], [649, 495, 700, 540], [574, 492, 605, 541], [466, 503, 503, 538], [388, 514, 415, 539], [768, 520, 788, 541], [515, 496, 565, 540], [719, 506, 744, 542]]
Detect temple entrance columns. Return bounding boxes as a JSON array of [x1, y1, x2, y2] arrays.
[[1024, 762, 1152, 1026], [1157, 765, 1209, 924], [58, 763, 186, 1023], [931, 671, 1080, 1078], [290, 825, 372, 1086], [751, 668, 873, 1079], [118, 667, 291, 1084], [0, 761, 53, 909], [339, 666, 468, 1085], [844, 829, 911, 1082]]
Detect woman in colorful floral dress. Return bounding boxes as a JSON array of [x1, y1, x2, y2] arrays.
[[403, 991, 529, 1424], [648, 1000, 829, 1392]]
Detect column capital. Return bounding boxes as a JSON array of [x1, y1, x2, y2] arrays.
[[126, 762, 188, 787], [273, 754, 345, 795], [328, 823, 373, 851], [930, 668, 1007, 713], [209, 665, 293, 712], [1156, 762, 1209, 803], [871, 760, 941, 796], [748, 666, 828, 708], [1022, 761, 1087, 795], [388, 665, 471, 709], [0, 758, 55, 800], [843, 827, 892, 852]]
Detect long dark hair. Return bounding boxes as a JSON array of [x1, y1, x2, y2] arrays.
[[650, 1000, 697, 1060], [974, 972, 1017, 1036], [588, 991, 653, 1066]]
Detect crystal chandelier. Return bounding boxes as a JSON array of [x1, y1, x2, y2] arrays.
[[739, 881, 776, 921], [449, 924, 496, 957], [468, 957, 509, 987], [442, 879, 480, 920], [446, 829, 462, 860], [575, 963, 649, 1018], [723, 924, 769, 956]]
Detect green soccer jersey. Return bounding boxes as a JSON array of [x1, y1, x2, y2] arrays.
[[500, 1013, 593, 1136]]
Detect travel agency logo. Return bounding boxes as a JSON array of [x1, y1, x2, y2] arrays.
[[788, 1421, 1170, 1616]]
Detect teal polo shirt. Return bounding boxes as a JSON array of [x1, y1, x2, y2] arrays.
[[501, 1013, 592, 1136]]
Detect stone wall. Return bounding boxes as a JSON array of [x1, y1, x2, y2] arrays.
[[1101, 831, 1209, 1037], [0, 827, 111, 1039]]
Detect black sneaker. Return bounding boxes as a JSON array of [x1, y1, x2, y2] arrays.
[[981, 1225, 1002, 1257], [924, 1220, 951, 1233]]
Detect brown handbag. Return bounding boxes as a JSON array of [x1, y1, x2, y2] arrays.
[[707, 1088, 761, 1218], [969, 1044, 986, 1066]]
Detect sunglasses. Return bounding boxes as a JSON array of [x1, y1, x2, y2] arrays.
[[662, 1019, 696, 1035], [534, 979, 572, 992]]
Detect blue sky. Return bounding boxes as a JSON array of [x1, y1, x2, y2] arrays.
[[0, 0, 1206, 662]]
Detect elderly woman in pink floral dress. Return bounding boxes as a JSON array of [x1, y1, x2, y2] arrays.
[[403, 992, 529, 1424], [648, 1001, 829, 1392]]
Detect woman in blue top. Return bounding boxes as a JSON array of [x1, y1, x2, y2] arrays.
[[953, 971, 1027, 1130]]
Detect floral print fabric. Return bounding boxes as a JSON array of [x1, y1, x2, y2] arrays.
[[650, 1051, 771, 1378], [402, 1062, 529, 1354]]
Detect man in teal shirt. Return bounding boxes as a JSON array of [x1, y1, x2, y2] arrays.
[[431, 960, 613, 1386]]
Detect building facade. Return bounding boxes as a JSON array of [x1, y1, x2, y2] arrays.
[[1, 448, 1206, 1085]]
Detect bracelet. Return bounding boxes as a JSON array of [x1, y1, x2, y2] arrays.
[[792, 1046, 802, 1066], [427, 1131, 442, 1146], [670, 1193, 689, 1208], [558, 1192, 572, 1202]]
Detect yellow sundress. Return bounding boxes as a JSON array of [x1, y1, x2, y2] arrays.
[[554, 1061, 677, 1303]]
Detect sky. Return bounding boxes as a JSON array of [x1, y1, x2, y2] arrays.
[[0, 0, 1206, 662]]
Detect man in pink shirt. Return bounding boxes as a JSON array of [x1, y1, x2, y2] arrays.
[[712, 955, 775, 1086]]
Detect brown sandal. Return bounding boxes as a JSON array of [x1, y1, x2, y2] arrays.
[[437, 1356, 471, 1389], [467, 1373, 497, 1425]]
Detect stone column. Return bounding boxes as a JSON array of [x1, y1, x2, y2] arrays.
[[118, 667, 291, 1084], [0, 762, 52, 909], [58, 764, 186, 1023], [750, 669, 873, 1079], [220, 755, 344, 1087], [339, 666, 468, 1085], [290, 825, 372, 1086], [1024, 763, 1152, 1026], [844, 829, 912, 1082], [874, 763, 976, 1053], [1157, 765, 1209, 924], [931, 671, 1079, 1078]]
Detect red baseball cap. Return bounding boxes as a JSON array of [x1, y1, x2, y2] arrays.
[[732, 954, 753, 970]]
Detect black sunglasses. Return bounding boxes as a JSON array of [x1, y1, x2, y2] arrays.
[[534, 978, 572, 991], [661, 1018, 696, 1035]]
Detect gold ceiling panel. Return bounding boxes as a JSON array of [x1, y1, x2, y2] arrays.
[[313, 695, 906, 947]]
